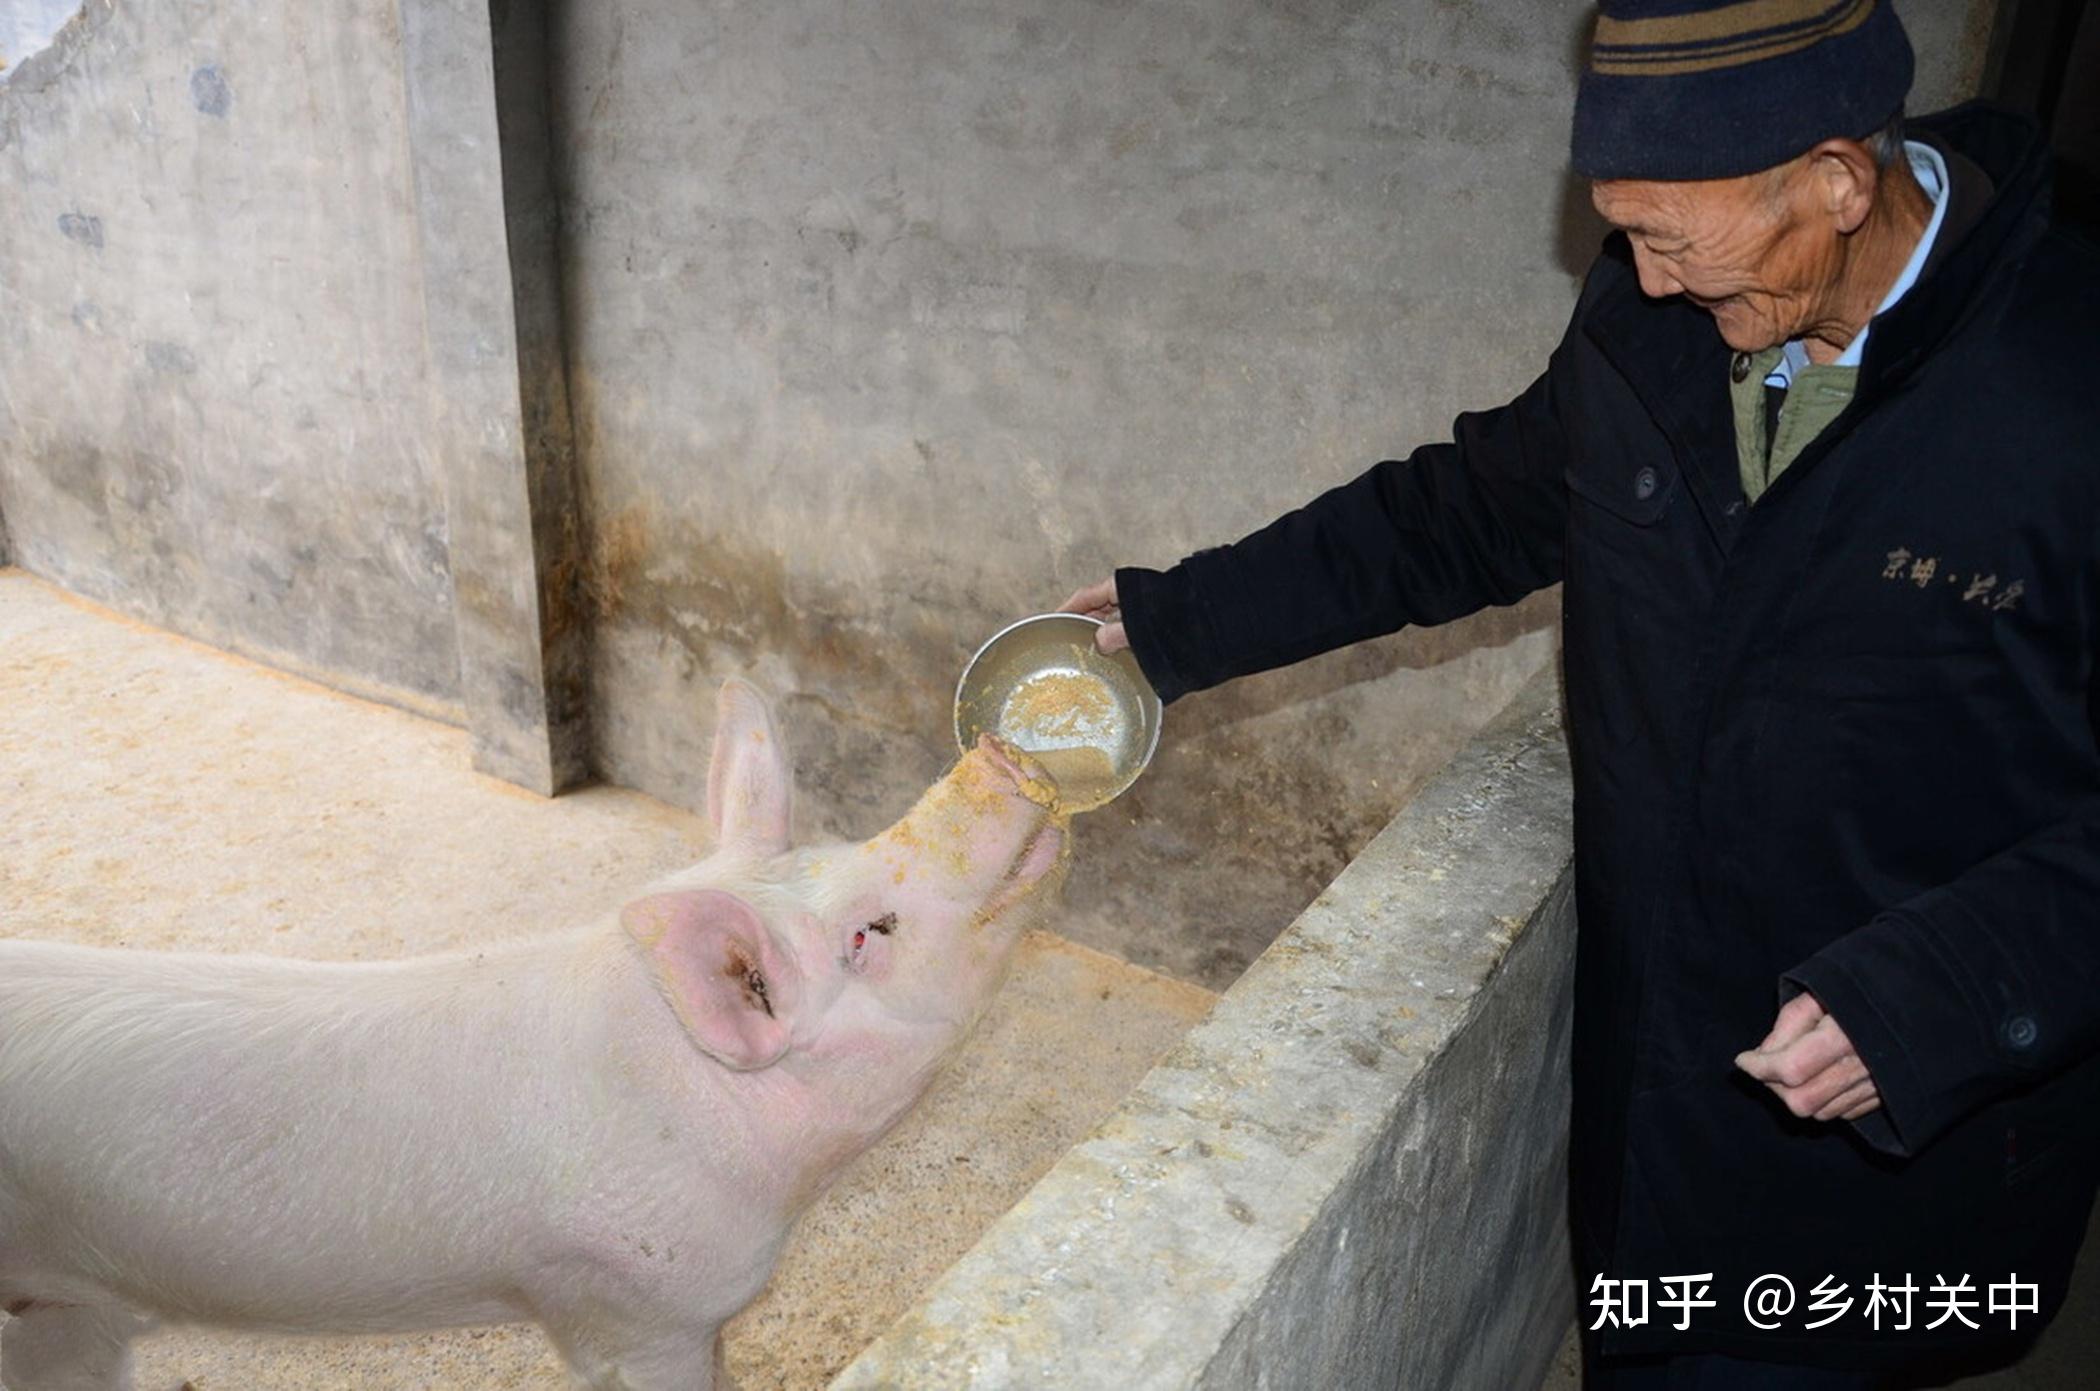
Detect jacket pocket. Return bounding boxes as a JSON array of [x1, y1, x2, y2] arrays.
[[1564, 449, 1678, 527]]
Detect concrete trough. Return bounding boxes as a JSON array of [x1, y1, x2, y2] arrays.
[[831, 665, 1577, 1389]]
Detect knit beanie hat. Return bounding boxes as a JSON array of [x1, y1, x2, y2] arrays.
[[1572, 0, 1915, 181]]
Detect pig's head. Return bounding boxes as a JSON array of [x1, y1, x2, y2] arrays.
[[622, 679, 1069, 1102]]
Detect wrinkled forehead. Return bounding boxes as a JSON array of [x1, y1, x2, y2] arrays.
[[1589, 171, 1773, 238]]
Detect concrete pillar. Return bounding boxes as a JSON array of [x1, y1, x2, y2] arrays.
[[400, 0, 589, 794]]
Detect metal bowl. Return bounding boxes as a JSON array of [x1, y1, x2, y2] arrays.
[[954, 613, 1162, 814]]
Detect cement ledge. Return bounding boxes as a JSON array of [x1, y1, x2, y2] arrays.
[[830, 662, 1577, 1389], [0, 0, 104, 108]]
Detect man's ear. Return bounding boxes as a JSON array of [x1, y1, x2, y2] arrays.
[[622, 890, 795, 1070], [1808, 137, 1882, 236], [707, 678, 792, 856]]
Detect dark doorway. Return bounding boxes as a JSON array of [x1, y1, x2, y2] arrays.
[[1982, 0, 2100, 237]]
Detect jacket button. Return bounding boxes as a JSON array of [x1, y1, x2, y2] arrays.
[[1634, 467, 1658, 501], [2006, 1014, 2039, 1050], [1730, 352, 1752, 383]]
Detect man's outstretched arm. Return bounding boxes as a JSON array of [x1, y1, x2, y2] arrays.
[[1065, 352, 1577, 704]]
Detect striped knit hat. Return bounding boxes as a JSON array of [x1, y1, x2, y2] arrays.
[[1572, 0, 1915, 181]]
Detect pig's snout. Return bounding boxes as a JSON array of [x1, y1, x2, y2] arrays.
[[973, 734, 1059, 812], [976, 733, 1028, 784], [978, 740, 1069, 893], [863, 733, 1068, 918]]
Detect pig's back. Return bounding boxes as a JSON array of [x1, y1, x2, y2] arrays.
[[0, 933, 635, 1329]]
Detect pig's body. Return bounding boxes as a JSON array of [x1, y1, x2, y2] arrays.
[[1, 929, 781, 1343], [0, 682, 1068, 1390]]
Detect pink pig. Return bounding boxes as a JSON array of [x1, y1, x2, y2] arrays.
[[0, 680, 1068, 1390]]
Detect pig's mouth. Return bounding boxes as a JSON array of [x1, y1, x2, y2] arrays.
[[967, 818, 1066, 937], [1009, 817, 1066, 884]]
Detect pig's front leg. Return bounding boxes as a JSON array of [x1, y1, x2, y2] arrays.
[[547, 1314, 730, 1391], [0, 1301, 152, 1391]]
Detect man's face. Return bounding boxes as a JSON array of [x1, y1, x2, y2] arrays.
[[1590, 162, 1842, 353]]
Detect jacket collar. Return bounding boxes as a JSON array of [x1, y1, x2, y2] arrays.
[[1862, 103, 2050, 393]]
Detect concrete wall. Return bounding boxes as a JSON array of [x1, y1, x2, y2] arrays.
[[832, 666, 1578, 1389], [0, 0, 459, 715], [552, 0, 1995, 988], [0, 1, 1998, 983], [554, 0, 1576, 989]]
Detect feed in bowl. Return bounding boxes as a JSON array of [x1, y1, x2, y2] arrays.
[[954, 616, 1160, 813]]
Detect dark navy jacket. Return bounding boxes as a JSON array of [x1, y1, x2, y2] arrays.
[[1117, 105, 2100, 1369]]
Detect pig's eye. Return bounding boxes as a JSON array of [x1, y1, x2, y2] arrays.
[[851, 913, 896, 952], [847, 914, 897, 973]]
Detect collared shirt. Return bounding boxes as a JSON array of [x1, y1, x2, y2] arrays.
[[1765, 139, 1951, 390], [1735, 140, 1952, 502]]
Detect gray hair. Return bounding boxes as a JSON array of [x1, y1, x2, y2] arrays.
[[1866, 109, 1907, 168]]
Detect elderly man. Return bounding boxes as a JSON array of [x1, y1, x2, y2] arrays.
[[1062, 1, 2100, 1385]]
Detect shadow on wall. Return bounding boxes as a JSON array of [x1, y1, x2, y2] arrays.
[[1155, 591, 1559, 735], [1556, 5, 1616, 278], [1, 0, 84, 80]]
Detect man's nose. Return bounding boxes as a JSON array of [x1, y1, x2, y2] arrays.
[[1630, 247, 1682, 299]]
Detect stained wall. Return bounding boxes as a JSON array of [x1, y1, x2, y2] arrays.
[[0, 0, 459, 714]]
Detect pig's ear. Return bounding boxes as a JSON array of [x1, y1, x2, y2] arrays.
[[622, 890, 795, 1071], [707, 678, 792, 856]]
